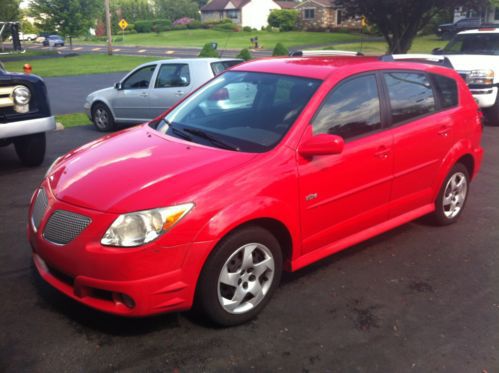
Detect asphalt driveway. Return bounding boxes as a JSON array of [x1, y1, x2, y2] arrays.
[[0, 125, 498, 372]]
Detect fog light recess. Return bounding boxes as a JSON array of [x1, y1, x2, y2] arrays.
[[113, 292, 136, 309]]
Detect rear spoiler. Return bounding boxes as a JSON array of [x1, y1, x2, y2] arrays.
[[289, 50, 364, 57], [380, 54, 454, 68]]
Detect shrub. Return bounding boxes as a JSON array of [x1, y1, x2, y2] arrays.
[[236, 48, 252, 61], [272, 42, 288, 56], [243, 26, 252, 32], [268, 9, 299, 31], [135, 20, 153, 33], [213, 23, 240, 32], [199, 43, 219, 57], [173, 24, 188, 30], [187, 20, 203, 29], [174, 17, 194, 26]]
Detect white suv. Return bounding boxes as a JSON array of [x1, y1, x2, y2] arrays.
[[433, 27, 499, 125]]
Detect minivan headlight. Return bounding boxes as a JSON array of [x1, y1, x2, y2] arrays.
[[467, 69, 494, 85], [101, 203, 194, 247]]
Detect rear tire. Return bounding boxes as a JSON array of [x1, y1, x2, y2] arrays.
[[195, 226, 282, 326], [92, 102, 116, 132], [14, 133, 46, 167], [430, 163, 469, 226]]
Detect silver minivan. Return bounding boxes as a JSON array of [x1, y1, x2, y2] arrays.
[[84, 58, 242, 131]]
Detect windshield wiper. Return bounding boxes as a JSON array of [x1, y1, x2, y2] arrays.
[[165, 121, 193, 141], [183, 128, 240, 151]]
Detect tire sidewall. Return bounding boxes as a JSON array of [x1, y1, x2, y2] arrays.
[[14, 133, 46, 167], [433, 163, 470, 225], [92, 103, 115, 132], [196, 226, 283, 326]]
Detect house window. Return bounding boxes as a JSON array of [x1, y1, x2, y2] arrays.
[[495, 7, 499, 20], [227, 10, 238, 19], [304, 8, 315, 20]]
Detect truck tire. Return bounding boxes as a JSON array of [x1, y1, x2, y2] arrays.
[[14, 133, 46, 167], [485, 95, 499, 126]]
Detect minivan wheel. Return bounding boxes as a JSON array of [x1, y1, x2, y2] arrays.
[[431, 163, 469, 226], [92, 103, 116, 132], [14, 133, 46, 167], [196, 226, 282, 326]]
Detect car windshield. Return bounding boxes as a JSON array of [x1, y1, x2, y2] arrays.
[[443, 33, 499, 55], [152, 71, 322, 152]]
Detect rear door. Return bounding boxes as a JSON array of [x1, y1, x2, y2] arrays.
[[111, 64, 157, 121], [147, 63, 193, 118], [298, 73, 394, 254], [383, 71, 456, 218]]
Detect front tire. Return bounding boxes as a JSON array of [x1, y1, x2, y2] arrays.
[[14, 133, 46, 167], [91, 102, 116, 132], [430, 163, 469, 226], [195, 226, 283, 326]]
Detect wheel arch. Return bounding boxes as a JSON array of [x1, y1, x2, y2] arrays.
[[91, 100, 116, 120]]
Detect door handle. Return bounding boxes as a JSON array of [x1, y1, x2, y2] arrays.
[[140, 92, 149, 97], [374, 146, 391, 159], [438, 125, 450, 137], [176, 90, 185, 97]]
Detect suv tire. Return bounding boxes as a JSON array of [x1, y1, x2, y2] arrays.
[[14, 133, 46, 167], [92, 103, 116, 132], [195, 226, 282, 326]]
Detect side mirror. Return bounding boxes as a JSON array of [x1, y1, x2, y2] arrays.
[[114, 82, 123, 90], [432, 47, 443, 55], [298, 134, 344, 158]]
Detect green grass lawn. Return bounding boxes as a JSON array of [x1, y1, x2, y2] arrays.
[[0, 50, 59, 60], [77, 29, 363, 49], [3, 54, 159, 77], [56, 113, 92, 128], [328, 35, 447, 55]]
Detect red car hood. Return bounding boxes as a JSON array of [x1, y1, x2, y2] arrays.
[[48, 126, 257, 213]]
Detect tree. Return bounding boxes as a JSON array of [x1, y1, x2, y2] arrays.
[[154, 0, 200, 22], [1, 0, 20, 21], [29, 0, 100, 37], [336, 0, 488, 53], [268, 9, 299, 31]]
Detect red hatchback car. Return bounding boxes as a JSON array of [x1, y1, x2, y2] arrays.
[[28, 57, 483, 325]]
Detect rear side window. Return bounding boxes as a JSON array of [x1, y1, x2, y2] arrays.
[[312, 74, 382, 140], [432, 74, 458, 109], [155, 64, 190, 88], [384, 72, 436, 124]]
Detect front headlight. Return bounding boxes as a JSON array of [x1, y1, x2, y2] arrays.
[[467, 69, 495, 85], [13, 85, 31, 105], [101, 203, 194, 247]]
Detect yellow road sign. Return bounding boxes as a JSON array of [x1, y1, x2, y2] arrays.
[[119, 19, 128, 31]]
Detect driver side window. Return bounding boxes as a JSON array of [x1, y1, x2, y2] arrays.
[[122, 65, 156, 90]]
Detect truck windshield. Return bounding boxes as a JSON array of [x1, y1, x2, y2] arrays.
[[153, 71, 321, 153], [443, 33, 499, 55]]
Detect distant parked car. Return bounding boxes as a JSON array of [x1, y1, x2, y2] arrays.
[[8, 32, 38, 41], [84, 58, 242, 131], [42, 35, 64, 47], [436, 18, 481, 39]]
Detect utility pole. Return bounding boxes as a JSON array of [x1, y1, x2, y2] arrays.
[[105, 0, 112, 55]]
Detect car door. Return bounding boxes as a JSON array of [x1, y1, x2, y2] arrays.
[[298, 73, 394, 255], [383, 71, 455, 218], [111, 64, 157, 121], [147, 63, 193, 118]]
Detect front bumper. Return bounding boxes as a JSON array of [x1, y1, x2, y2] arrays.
[[469, 86, 498, 109], [0, 116, 56, 139], [28, 182, 214, 317]]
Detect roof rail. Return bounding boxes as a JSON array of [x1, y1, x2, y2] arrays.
[[380, 54, 454, 69], [289, 50, 364, 57]]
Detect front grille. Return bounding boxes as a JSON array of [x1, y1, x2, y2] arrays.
[[31, 188, 48, 231], [43, 210, 91, 245]]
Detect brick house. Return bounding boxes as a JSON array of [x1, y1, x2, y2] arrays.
[[295, 0, 360, 30]]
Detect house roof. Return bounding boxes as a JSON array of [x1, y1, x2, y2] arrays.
[[295, 0, 333, 8], [201, 0, 250, 11], [274, 1, 297, 9]]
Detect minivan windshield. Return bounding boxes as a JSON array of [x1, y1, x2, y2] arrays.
[[153, 71, 321, 152], [443, 33, 499, 55]]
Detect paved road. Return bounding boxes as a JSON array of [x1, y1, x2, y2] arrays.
[[25, 43, 273, 59], [0, 125, 498, 371], [45, 73, 125, 115]]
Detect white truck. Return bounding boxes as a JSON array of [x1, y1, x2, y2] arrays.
[[433, 26, 499, 126]]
